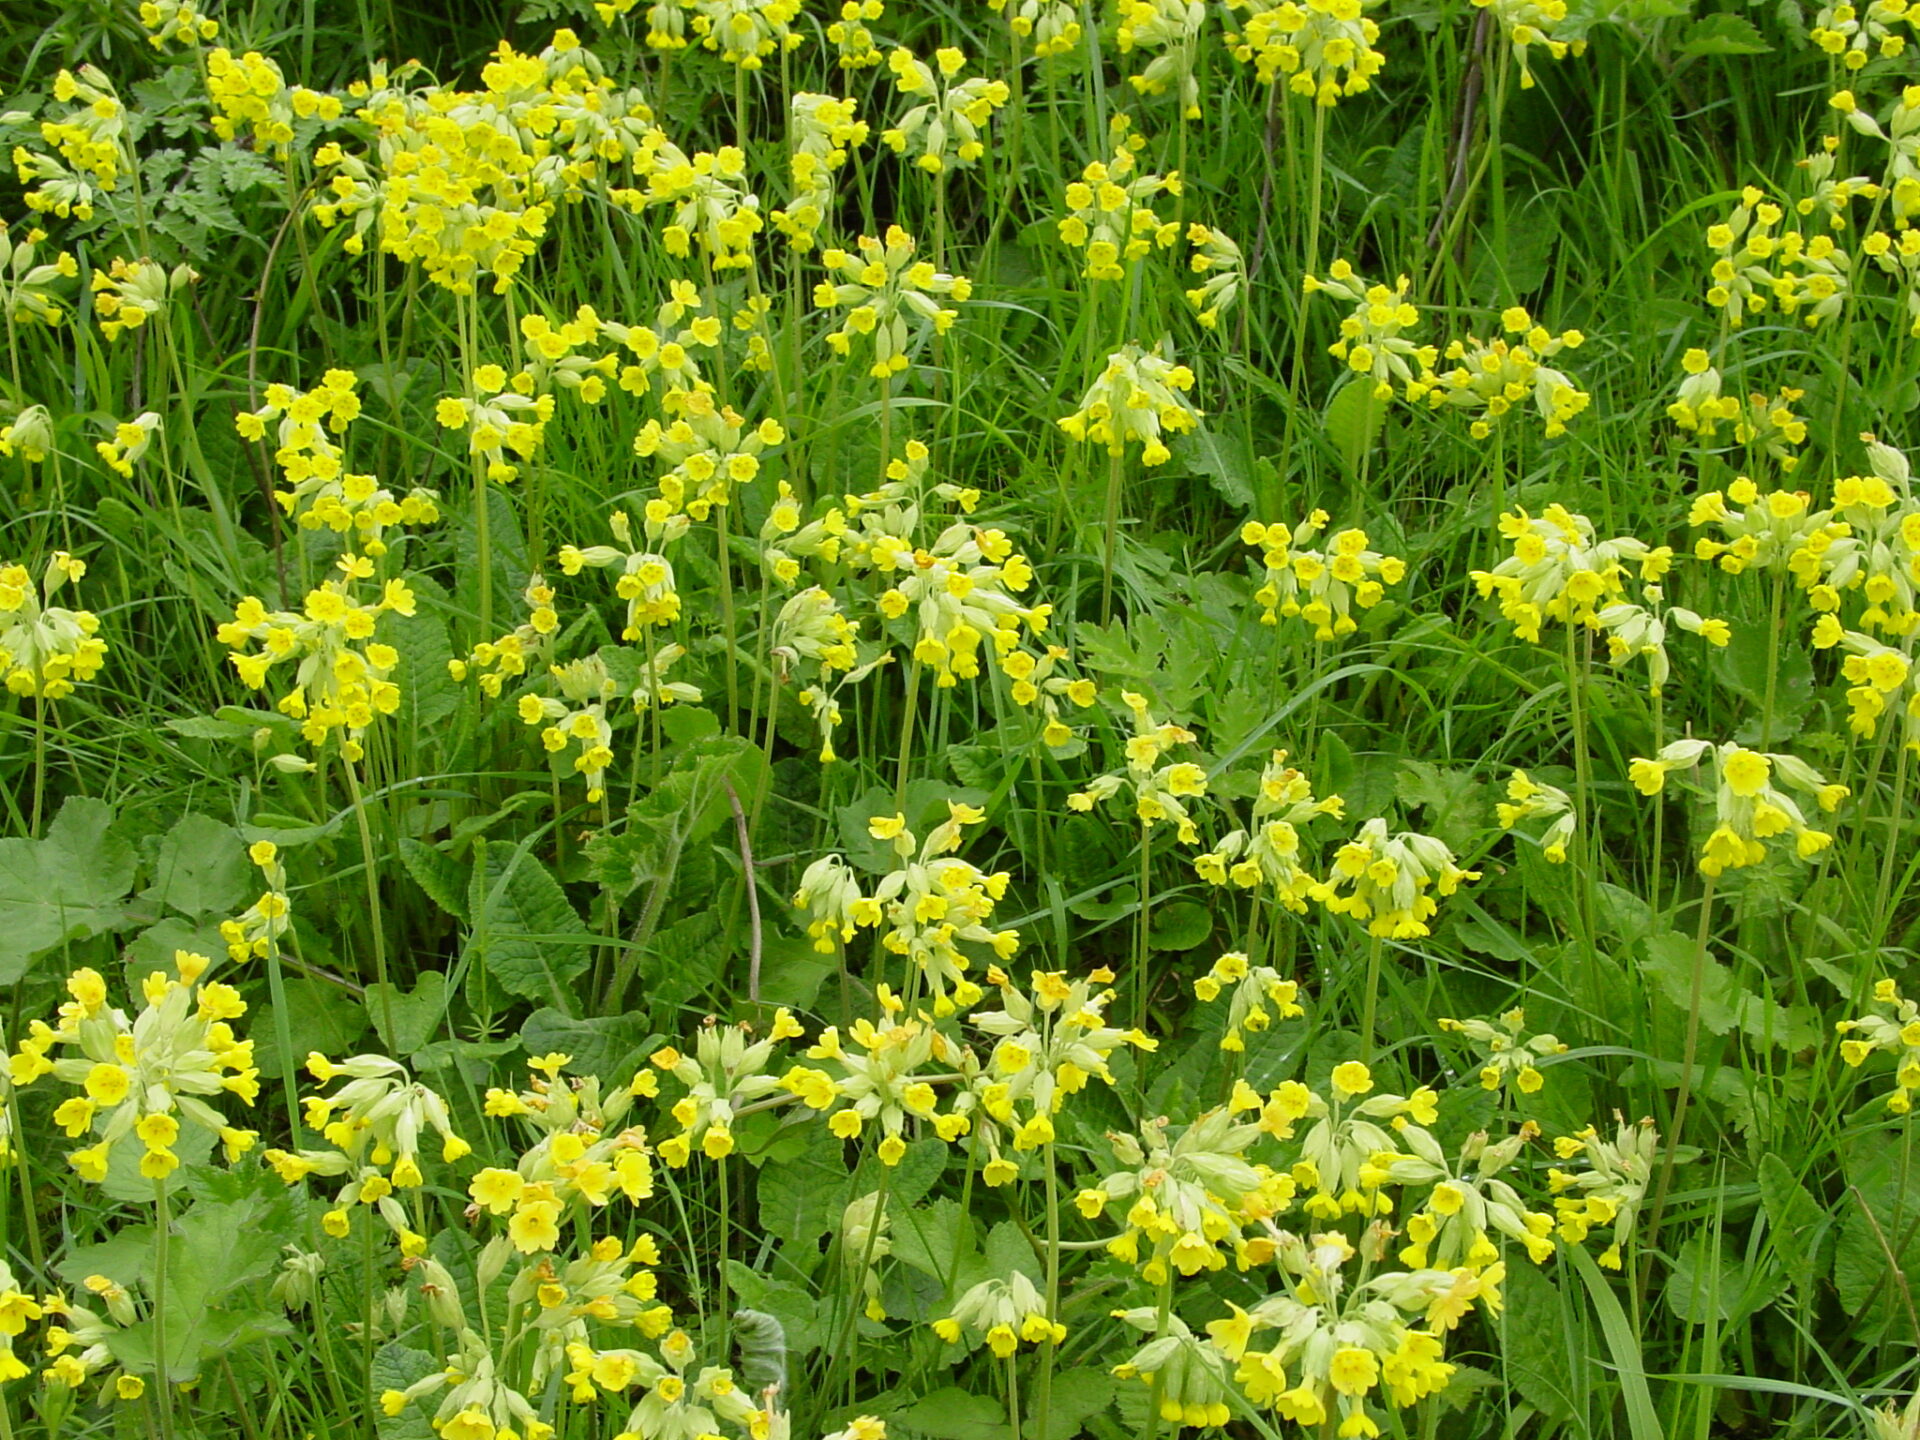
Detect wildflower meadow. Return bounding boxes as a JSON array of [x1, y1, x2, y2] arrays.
[[0, 0, 1918, 1436]]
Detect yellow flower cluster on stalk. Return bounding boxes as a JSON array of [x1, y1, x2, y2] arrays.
[[1629, 739, 1847, 875], [935, 1271, 1063, 1356], [1241, 511, 1407, 638], [0, 552, 108, 699], [815, 226, 972, 378], [1810, 0, 1912, 68], [10, 955, 259, 1183], [1837, 978, 1920, 1113], [1304, 261, 1433, 400], [1809, 438, 1920, 635], [1194, 751, 1343, 905], [784, 1004, 961, 1168], [139, 0, 219, 46], [1413, 306, 1589, 439], [1184, 222, 1245, 328], [1312, 819, 1480, 939], [1224, 0, 1387, 103], [881, 47, 1010, 174], [560, 507, 689, 638], [451, 575, 561, 695], [206, 47, 343, 152], [1667, 350, 1810, 470], [476, 1054, 661, 1231], [1117, 0, 1208, 117], [967, 967, 1153, 1176], [217, 559, 417, 761], [1689, 476, 1844, 579], [650, 1014, 806, 1165], [1494, 770, 1575, 862], [220, 840, 294, 963], [1192, 951, 1305, 1051], [1471, 504, 1672, 643], [1057, 121, 1182, 282], [262, 1052, 470, 1251], [1057, 344, 1200, 464], [1703, 187, 1852, 329], [1437, 1008, 1567, 1093], [13, 66, 131, 220], [1472, 0, 1586, 88], [689, 0, 803, 68], [94, 411, 159, 478], [90, 255, 196, 342], [1547, 1118, 1659, 1268], [828, 1, 887, 67], [1069, 691, 1209, 842], [241, 371, 441, 553], [989, 0, 1082, 57], [0, 220, 78, 327], [776, 93, 868, 251]]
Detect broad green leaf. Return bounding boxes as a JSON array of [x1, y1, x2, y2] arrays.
[[466, 837, 591, 1013], [1758, 1152, 1829, 1297], [1171, 425, 1255, 508], [1502, 1260, 1578, 1423], [1029, 1368, 1116, 1440], [1323, 378, 1387, 480], [255, 977, 370, 1075], [0, 797, 137, 981], [1148, 899, 1212, 952], [757, 1143, 846, 1249], [1640, 931, 1821, 1050], [365, 971, 450, 1057], [519, 1007, 656, 1085], [141, 812, 249, 917], [893, 1197, 973, 1287], [373, 1344, 441, 1440], [894, 1388, 1010, 1440], [724, 1260, 823, 1356], [1678, 13, 1771, 54]]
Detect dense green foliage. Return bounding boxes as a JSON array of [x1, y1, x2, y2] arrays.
[[1, 1, 1919, 1438]]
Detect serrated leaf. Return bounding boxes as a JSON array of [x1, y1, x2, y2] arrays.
[[1758, 1152, 1829, 1296], [1639, 931, 1821, 1050], [519, 1008, 656, 1085], [757, 1144, 846, 1248], [1503, 1261, 1578, 1422], [142, 813, 249, 918], [400, 837, 470, 922], [373, 1344, 441, 1440], [1029, 1369, 1115, 1440], [1678, 13, 1771, 54], [893, 1197, 973, 1286], [895, 1388, 1010, 1440], [0, 797, 136, 982], [386, 598, 460, 736], [466, 838, 591, 1013], [1171, 425, 1255, 508]]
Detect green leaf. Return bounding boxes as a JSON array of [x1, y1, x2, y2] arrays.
[[373, 1343, 441, 1440], [1502, 1261, 1578, 1423], [1564, 1245, 1662, 1440], [757, 1143, 846, 1249], [894, 1388, 1010, 1440], [1324, 379, 1387, 480], [519, 1008, 656, 1085], [386, 599, 460, 736], [466, 837, 592, 1013], [141, 813, 250, 918], [1639, 931, 1821, 1050], [1171, 425, 1255, 508], [1147, 899, 1212, 952], [1677, 13, 1771, 54], [1394, 760, 1487, 853], [1833, 1146, 1920, 1338], [1758, 1152, 1830, 1297], [365, 971, 449, 1057], [893, 1197, 974, 1287], [984, 1222, 1041, 1283], [0, 797, 137, 981], [399, 837, 471, 922], [1028, 1368, 1116, 1440], [723, 1260, 823, 1355]]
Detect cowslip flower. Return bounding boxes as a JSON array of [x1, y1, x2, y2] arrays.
[[560, 506, 690, 638], [0, 552, 108, 698], [1811, 620, 1916, 743], [689, 0, 803, 67], [1472, 0, 1586, 87], [1592, 584, 1731, 695], [94, 411, 159, 478], [1068, 691, 1209, 842], [0, 220, 78, 326], [139, 0, 219, 46], [1312, 819, 1479, 938], [633, 394, 784, 519], [881, 46, 1010, 174], [936, 1271, 1064, 1358], [1547, 1118, 1659, 1269], [827, 1, 886, 67], [1225, 0, 1387, 104], [1057, 120, 1181, 282], [1437, 1008, 1567, 1095], [90, 256, 196, 342], [1117, 0, 1207, 117], [1057, 344, 1200, 464], [217, 560, 415, 761], [1470, 504, 1671, 642], [1195, 751, 1344, 905], [650, 1016, 801, 1166], [451, 575, 561, 696], [774, 93, 868, 251], [1241, 511, 1406, 638], [1628, 739, 1847, 875], [0, 404, 53, 463], [1413, 306, 1589, 438], [1184, 222, 1245, 328], [1836, 978, 1920, 1114], [11, 955, 259, 1184], [1192, 951, 1306, 1051], [988, 0, 1081, 56], [815, 226, 972, 379], [1304, 261, 1434, 400], [518, 657, 618, 803], [1494, 770, 1575, 862], [219, 840, 293, 963]]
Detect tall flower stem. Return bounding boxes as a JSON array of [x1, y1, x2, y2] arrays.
[[1643, 872, 1717, 1265], [1100, 447, 1125, 626], [1358, 929, 1385, 1065], [342, 758, 398, 1047], [151, 1176, 175, 1440]]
